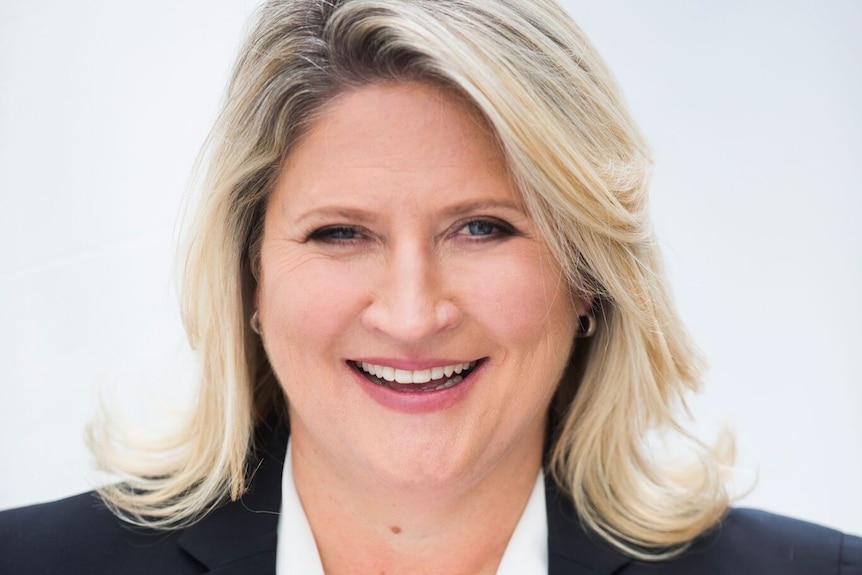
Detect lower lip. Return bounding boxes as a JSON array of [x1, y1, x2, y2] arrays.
[[349, 362, 482, 414]]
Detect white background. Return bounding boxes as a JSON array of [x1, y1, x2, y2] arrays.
[[1, 1, 859, 535]]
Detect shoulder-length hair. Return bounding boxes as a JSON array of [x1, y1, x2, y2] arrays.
[[90, 0, 730, 560]]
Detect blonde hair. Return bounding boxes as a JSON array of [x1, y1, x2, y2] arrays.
[[90, 0, 731, 559]]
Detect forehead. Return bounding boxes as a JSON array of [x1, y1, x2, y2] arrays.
[[298, 82, 500, 162], [272, 81, 518, 211]]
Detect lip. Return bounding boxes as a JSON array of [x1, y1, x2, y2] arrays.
[[351, 357, 478, 371], [347, 357, 486, 414]]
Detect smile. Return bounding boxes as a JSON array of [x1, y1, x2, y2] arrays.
[[349, 360, 480, 392]]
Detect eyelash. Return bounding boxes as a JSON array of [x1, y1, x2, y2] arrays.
[[307, 225, 363, 244]]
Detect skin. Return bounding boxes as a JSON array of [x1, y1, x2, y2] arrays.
[[257, 82, 586, 574]]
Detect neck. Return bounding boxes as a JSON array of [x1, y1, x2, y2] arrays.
[[290, 424, 544, 575]]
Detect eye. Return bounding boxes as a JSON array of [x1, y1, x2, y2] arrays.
[[456, 218, 515, 239], [307, 225, 362, 243], [466, 220, 496, 236]]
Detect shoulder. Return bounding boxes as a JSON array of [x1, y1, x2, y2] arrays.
[[628, 508, 862, 574], [0, 492, 203, 575], [546, 479, 862, 575], [0, 420, 287, 575]]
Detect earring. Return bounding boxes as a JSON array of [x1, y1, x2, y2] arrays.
[[250, 311, 261, 335], [577, 313, 596, 338]]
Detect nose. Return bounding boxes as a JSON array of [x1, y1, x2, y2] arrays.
[[361, 241, 461, 342]]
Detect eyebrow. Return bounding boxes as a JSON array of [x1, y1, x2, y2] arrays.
[[437, 198, 526, 218], [290, 206, 378, 228], [291, 198, 527, 226]]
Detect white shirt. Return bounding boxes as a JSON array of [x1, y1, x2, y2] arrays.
[[276, 439, 547, 574]]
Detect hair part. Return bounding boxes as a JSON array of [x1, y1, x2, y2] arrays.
[[89, 0, 732, 559]]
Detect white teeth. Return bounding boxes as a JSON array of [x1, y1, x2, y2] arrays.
[[357, 361, 476, 385]]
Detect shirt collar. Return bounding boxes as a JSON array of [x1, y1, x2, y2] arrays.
[[276, 439, 325, 575], [496, 468, 548, 574]]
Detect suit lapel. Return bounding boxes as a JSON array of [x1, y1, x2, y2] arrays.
[[545, 476, 633, 575], [177, 419, 289, 575]]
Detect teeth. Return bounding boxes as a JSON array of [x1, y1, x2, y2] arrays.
[[412, 369, 432, 384], [357, 361, 476, 385], [434, 375, 463, 391]]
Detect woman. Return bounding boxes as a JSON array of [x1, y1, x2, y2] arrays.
[[1, 0, 859, 573]]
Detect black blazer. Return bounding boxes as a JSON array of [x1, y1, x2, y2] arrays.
[[2, 421, 860, 574]]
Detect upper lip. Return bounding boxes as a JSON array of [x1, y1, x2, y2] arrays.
[[349, 358, 483, 370]]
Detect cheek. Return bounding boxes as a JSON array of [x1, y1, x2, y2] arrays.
[[257, 256, 367, 420], [464, 250, 577, 352], [260, 254, 358, 326], [258, 254, 370, 376]]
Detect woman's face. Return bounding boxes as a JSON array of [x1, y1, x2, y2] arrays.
[[258, 82, 581, 489]]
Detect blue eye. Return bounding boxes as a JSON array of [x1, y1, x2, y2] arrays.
[[466, 220, 496, 236], [309, 226, 360, 242], [326, 226, 357, 239], [459, 218, 514, 239]]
